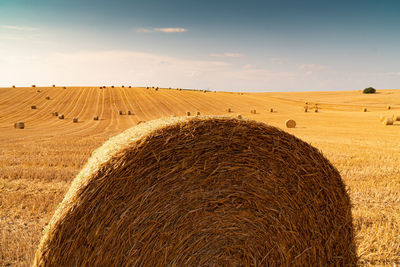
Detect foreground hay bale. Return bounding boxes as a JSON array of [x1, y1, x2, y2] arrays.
[[383, 118, 394, 125], [34, 117, 356, 266], [14, 122, 24, 129], [285, 119, 296, 128]]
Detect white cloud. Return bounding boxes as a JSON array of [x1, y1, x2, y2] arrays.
[[136, 27, 188, 33], [0, 25, 38, 31], [271, 58, 284, 65], [297, 63, 326, 71], [384, 72, 400, 76], [210, 52, 244, 58]]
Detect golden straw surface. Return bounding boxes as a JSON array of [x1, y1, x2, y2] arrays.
[[34, 116, 356, 266]]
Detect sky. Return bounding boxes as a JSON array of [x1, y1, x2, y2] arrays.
[[0, 0, 399, 92]]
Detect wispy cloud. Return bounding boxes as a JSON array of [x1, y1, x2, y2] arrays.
[[136, 27, 188, 33], [210, 52, 244, 58], [0, 25, 38, 31], [297, 63, 326, 71], [271, 58, 284, 65]]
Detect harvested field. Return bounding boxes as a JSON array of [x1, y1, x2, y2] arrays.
[[0, 87, 399, 266]]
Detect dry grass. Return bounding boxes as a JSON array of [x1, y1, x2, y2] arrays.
[[0, 87, 399, 266]]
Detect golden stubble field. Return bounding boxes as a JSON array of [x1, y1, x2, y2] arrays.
[[0, 86, 399, 266]]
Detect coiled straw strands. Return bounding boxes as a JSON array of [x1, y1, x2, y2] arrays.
[[34, 116, 356, 266]]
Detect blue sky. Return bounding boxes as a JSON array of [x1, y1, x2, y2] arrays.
[[0, 0, 399, 91]]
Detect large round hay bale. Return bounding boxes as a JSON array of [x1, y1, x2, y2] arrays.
[[34, 117, 356, 266], [14, 122, 24, 129], [285, 119, 296, 128], [383, 117, 394, 125]]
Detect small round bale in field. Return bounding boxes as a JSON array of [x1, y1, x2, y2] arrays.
[[93, 116, 99, 121], [73, 118, 78, 123], [63, 87, 66, 89], [186, 111, 191, 116], [45, 96, 50, 100], [314, 108, 318, 113], [269, 108, 274, 113], [387, 105, 391, 110], [12, 85, 15, 88], [304, 107, 308, 112], [285, 119, 296, 128], [14, 122, 24, 129], [250, 109, 256, 114], [119, 110, 123, 115], [32, 85, 36, 87], [58, 114, 64, 119], [34, 117, 356, 267], [227, 108, 232, 113], [52, 112, 58, 116], [393, 115, 400, 121], [237, 114, 243, 119], [52, 85, 55, 87], [37, 90, 41, 93], [362, 107, 367, 112], [196, 111, 201, 116], [31, 105, 37, 109], [383, 118, 394, 125], [127, 111, 132, 115]]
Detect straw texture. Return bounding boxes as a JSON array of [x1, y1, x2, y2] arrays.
[[34, 116, 356, 266]]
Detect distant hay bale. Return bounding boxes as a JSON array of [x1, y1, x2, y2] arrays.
[[196, 111, 201, 116], [31, 105, 37, 110], [127, 111, 132, 115], [237, 114, 242, 119], [45, 96, 50, 100], [285, 119, 296, 128], [314, 108, 318, 113], [304, 107, 308, 112], [186, 111, 191, 116], [155, 87, 159, 91], [383, 118, 393, 125], [58, 114, 64, 119], [111, 86, 114, 88], [53, 112, 58, 116], [129, 86, 131, 88], [73, 118, 78, 123], [14, 122, 24, 129], [32, 85, 36, 87], [37, 90, 41, 93], [250, 110, 256, 114], [122, 85, 125, 88], [33, 117, 356, 266], [63, 87, 66, 89], [146, 87, 149, 89], [362, 107, 367, 112], [393, 115, 400, 121], [12, 85, 15, 88], [387, 106, 391, 110], [93, 116, 99, 121], [305, 102, 309, 105], [227, 108, 232, 113], [52, 85, 55, 87], [119, 110, 123, 115], [269, 108, 274, 113], [99, 87, 102, 89]]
